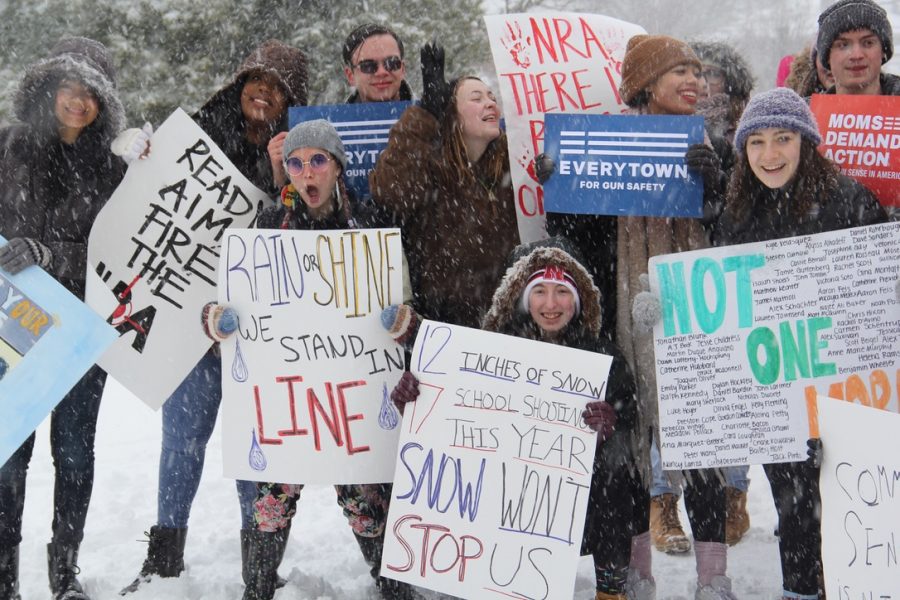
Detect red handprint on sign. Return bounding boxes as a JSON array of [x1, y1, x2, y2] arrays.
[[501, 20, 533, 69]]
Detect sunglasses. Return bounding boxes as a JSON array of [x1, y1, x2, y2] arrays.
[[353, 55, 402, 75], [284, 153, 333, 176]]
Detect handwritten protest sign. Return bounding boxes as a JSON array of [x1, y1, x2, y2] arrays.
[[811, 94, 900, 209], [650, 222, 900, 469], [543, 113, 703, 217], [289, 102, 410, 201], [0, 236, 117, 464], [218, 228, 404, 484], [818, 397, 900, 600], [86, 109, 273, 409], [484, 13, 645, 242], [380, 321, 610, 599]]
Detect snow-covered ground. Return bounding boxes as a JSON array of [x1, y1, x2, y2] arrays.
[[18, 378, 784, 599]]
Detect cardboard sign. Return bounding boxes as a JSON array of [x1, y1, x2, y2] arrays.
[[484, 13, 646, 242], [0, 236, 117, 464], [380, 320, 610, 599], [218, 228, 405, 484], [651, 222, 900, 469], [86, 108, 274, 409], [810, 94, 900, 208], [818, 397, 900, 600], [288, 102, 410, 201], [542, 113, 703, 217]]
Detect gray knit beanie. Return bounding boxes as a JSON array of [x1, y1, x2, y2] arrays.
[[282, 119, 348, 170], [733, 88, 822, 152], [817, 0, 893, 70]]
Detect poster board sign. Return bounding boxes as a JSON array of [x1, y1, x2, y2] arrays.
[[218, 227, 405, 484], [86, 108, 273, 409], [650, 222, 900, 469], [810, 94, 900, 209], [542, 113, 703, 217], [0, 236, 117, 464], [818, 397, 900, 600], [380, 320, 610, 599], [289, 102, 410, 201], [484, 13, 646, 242]]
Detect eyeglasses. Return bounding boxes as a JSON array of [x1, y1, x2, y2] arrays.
[[284, 153, 333, 176], [702, 66, 725, 83], [352, 55, 402, 75]]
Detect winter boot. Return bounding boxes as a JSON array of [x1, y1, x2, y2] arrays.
[[694, 542, 736, 600], [241, 526, 289, 590], [119, 526, 188, 594], [47, 540, 90, 600], [649, 493, 691, 554], [242, 529, 288, 600], [354, 532, 417, 600], [595, 593, 626, 600], [625, 568, 657, 600], [0, 545, 22, 600], [724, 487, 750, 546], [695, 575, 738, 600]]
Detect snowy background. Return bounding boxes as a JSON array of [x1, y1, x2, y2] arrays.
[[17, 378, 784, 599]]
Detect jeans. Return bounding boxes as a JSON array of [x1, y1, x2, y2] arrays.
[[650, 438, 750, 496], [0, 365, 106, 547], [159, 348, 257, 529]]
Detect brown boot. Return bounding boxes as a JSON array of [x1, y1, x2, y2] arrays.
[[595, 593, 626, 600], [724, 487, 750, 546], [649, 493, 691, 554]]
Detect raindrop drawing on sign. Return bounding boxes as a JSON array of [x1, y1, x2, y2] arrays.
[[248, 429, 267, 471], [378, 382, 400, 430], [232, 337, 248, 382]]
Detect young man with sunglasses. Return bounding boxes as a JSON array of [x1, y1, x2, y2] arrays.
[[342, 23, 413, 104]]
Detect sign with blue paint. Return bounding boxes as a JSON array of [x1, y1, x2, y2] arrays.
[[543, 113, 704, 217], [380, 320, 610, 599], [219, 227, 405, 484], [289, 102, 410, 201], [0, 235, 117, 465]]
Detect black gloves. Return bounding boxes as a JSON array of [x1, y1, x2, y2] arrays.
[[420, 42, 452, 121], [806, 438, 823, 469], [0, 237, 52, 274], [391, 371, 420, 415], [685, 143, 724, 190], [534, 153, 556, 184]]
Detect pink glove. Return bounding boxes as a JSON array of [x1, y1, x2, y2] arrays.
[[390, 371, 420, 415], [582, 401, 616, 444]]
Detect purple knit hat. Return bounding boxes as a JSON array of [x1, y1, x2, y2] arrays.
[[733, 88, 822, 152]]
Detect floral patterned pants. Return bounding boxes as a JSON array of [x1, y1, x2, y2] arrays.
[[252, 482, 392, 538]]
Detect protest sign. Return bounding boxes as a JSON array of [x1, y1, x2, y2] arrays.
[[650, 222, 900, 469], [289, 102, 410, 201], [218, 227, 405, 484], [811, 94, 900, 209], [542, 113, 703, 217], [484, 13, 645, 242], [0, 236, 117, 464], [380, 320, 610, 599], [86, 108, 273, 409], [818, 397, 900, 600]]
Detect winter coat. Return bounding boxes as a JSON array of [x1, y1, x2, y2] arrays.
[[482, 238, 638, 471], [716, 172, 886, 245], [0, 37, 125, 299], [194, 40, 308, 195], [346, 80, 414, 104], [369, 105, 519, 329], [823, 72, 900, 96]]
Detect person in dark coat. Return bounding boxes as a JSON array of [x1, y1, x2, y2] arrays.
[[0, 36, 126, 600], [717, 87, 886, 600], [370, 44, 519, 330], [240, 120, 415, 600], [119, 39, 309, 595]]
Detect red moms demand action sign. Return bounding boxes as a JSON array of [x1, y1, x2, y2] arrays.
[[811, 94, 900, 208]]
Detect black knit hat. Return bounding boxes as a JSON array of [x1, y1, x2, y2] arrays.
[[817, 0, 893, 70], [342, 23, 405, 65]]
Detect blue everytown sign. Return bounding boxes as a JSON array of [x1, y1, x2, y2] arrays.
[[289, 102, 410, 201], [543, 113, 704, 217]]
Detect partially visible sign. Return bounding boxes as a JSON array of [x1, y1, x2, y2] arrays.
[[811, 94, 900, 208], [543, 113, 703, 217], [289, 102, 410, 201]]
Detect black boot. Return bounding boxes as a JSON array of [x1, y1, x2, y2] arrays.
[[0, 545, 21, 600], [242, 525, 290, 590], [119, 526, 188, 595], [354, 532, 417, 600], [47, 540, 90, 600], [242, 529, 288, 600]]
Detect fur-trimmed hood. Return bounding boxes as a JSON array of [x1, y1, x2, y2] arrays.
[[14, 36, 125, 143], [482, 238, 602, 338], [690, 41, 755, 101]]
